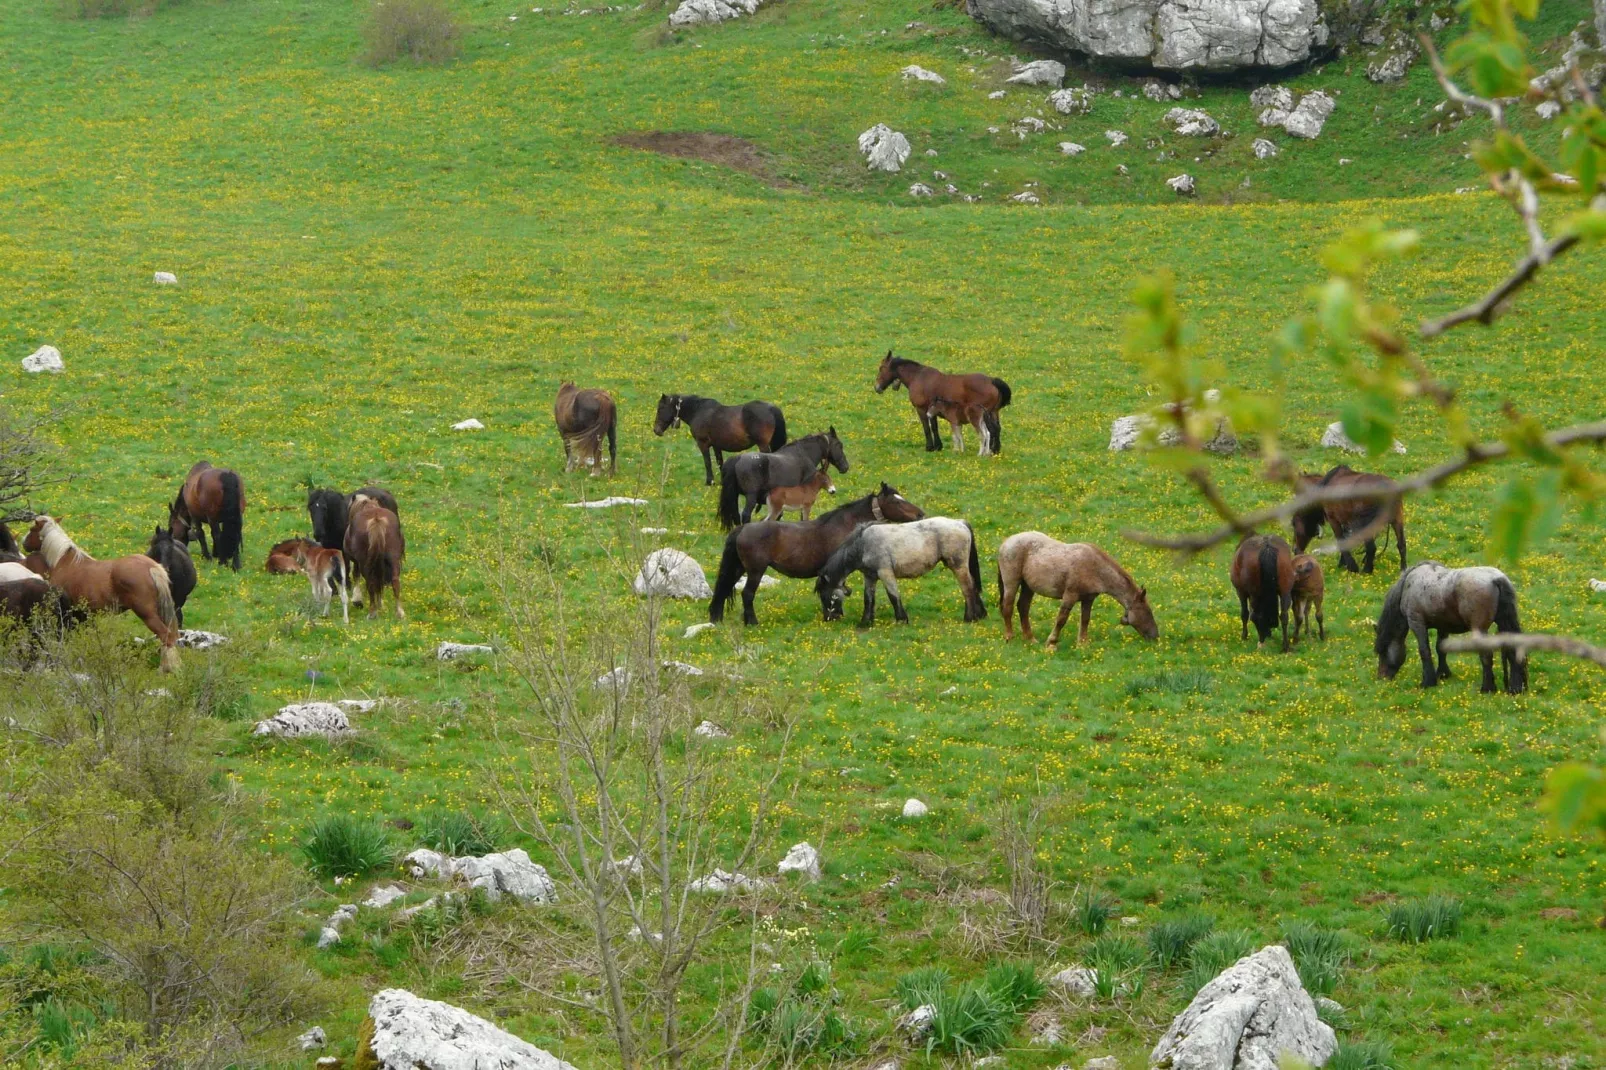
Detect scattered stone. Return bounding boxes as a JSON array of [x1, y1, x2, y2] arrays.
[[639, 526, 669, 535], [899, 1004, 936, 1040], [316, 926, 342, 949], [1321, 421, 1406, 455], [688, 868, 763, 894], [1105, 129, 1128, 147], [1117, 164, 1129, 175], [988, 89, 1006, 99], [1315, 996, 1345, 1016], [1164, 107, 1220, 136], [1009, 190, 1041, 203], [563, 496, 648, 508], [902, 798, 929, 818], [437, 641, 494, 660], [1589, 579, 1606, 593], [1029, 1014, 1064, 1045], [364, 885, 408, 909], [1252, 138, 1278, 159], [1121, 915, 1141, 926], [21, 345, 63, 374], [1049, 86, 1093, 114], [1251, 85, 1294, 111], [1059, 141, 1086, 156], [901, 64, 946, 85], [859, 124, 912, 173], [595, 666, 631, 691], [693, 719, 730, 738], [1282, 90, 1336, 139], [1006, 59, 1065, 87], [1084, 1058, 1120, 1070], [404, 847, 557, 903], [1142, 80, 1170, 101], [153, 271, 178, 285], [1537, 100, 1561, 119], [777, 841, 821, 881], [1367, 39, 1417, 83], [1051, 965, 1097, 997], [254, 702, 353, 739], [177, 629, 228, 649], [451, 418, 484, 431], [909, 182, 935, 196], [1150, 945, 1336, 1070], [667, 0, 759, 26], [363, 988, 579, 1070], [1109, 415, 1146, 451], [1167, 173, 1197, 196], [612, 854, 645, 878], [317, 903, 359, 948], [684, 622, 716, 638], [1015, 115, 1046, 133], [318, 1058, 339, 1069], [633, 548, 712, 599], [338, 699, 379, 713], [298, 1027, 327, 1051]]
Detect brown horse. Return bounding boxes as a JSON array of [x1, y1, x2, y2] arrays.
[[925, 395, 995, 456], [293, 542, 350, 624], [554, 382, 617, 474], [0, 578, 79, 652], [1291, 465, 1406, 574], [996, 532, 1157, 649], [874, 351, 1012, 454], [1290, 553, 1325, 641], [1230, 534, 1295, 651], [653, 394, 789, 485], [0, 522, 20, 563], [267, 537, 319, 574], [170, 461, 246, 571], [24, 516, 181, 671], [344, 499, 405, 619], [709, 485, 925, 625], [764, 462, 835, 521]]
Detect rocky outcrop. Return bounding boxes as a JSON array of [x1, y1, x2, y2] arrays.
[[633, 548, 712, 599], [254, 702, 353, 739], [777, 841, 821, 881], [1150, 945, 1336, 1070], [362, 989, 578, 1070], [965, 0, 1331, 73], [1259, 89, 1334, 138], [859, 124, 912, 172], [1320, 420, 1405, 454], [404, 848, 557, 903], [1050, 85, 1094, 113], [1252, 137, 1278, 158], [1168, 173, 1197, 196], [21, 345, 63, 373], [1164, 107, 1220, 136], [669, 0, 761, 27], [1007, 58, 1066, 85]]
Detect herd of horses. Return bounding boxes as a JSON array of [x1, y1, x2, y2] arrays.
[[0, 351, 1528, 694]]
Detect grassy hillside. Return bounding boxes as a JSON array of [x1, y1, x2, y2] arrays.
[[1, 0, 1604, 1066]]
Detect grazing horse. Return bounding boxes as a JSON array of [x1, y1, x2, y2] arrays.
[[170, 461, 245, 570], [267, 537, 318, 574], [554, 382, 618, 474], [815, 517, 986, 626], [1230, 534, 1295, 651], [293, 543, 350, 624], [1291, 465, 1407, 574], [874, 351, 1013, 454], [146, 526, 197, 628], [995, 532, 1157, 649], [0, 577, 79, 649], [23, 516, 181, 671], [1376, 562, 1526, 693], [925, 395, 995, 456], [765, 462, 835, 521], [653, 394, 789, 485], [718, 430, 849, 529], [710, 485, 925, 625], [344, 499, 405, 619], [1290, 553, 1325, 641]]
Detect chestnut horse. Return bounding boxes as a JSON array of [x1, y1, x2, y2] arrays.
[[1230, 534, 1295, 651], [554, 382, 617, 474], [996, 532, 1157, 649], [1291, 465, 1406, 574], [653, 394, 789, 485], [1290, 553, 1325, 641], [875, 351, 1012, 454], [24, 516, 181, 671], [170, 461, 246, 571], [344, 499, 405, 619], [267, 537, 317, 574], [765, 461, 835, 521]]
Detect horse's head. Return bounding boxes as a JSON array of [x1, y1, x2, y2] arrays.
[[874, 350, 900, 393], [168, 499, 192, 542], [1376, 631, 1406, 680], [824, 427, 849, 473], [22, 516, 52, 553], [1290, 505, 1324, 553], [652, 394, 678, 436], [1123, 587, 1159, 640], [816, 460, 836, 496], [875, 484, 924, 523], [814, 573, 850, 621]]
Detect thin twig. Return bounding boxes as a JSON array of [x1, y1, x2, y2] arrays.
[[1440, 631, 1606, 668], [1420, 230, 1582, 336]]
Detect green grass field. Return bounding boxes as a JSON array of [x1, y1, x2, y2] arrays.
[[2, 0, 1605, 1065]]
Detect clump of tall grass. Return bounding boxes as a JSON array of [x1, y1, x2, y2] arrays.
[[924, 983, 1013, 1057], [1281, 921, 1350, 995], [1086, 933, 1145, 999], [301, 813, 395, 877], [1149, 913, 1215, 969], [418, 810, 504, 856], [895, 965, 950, 1010], [1328, 1038, 1395, 1069], [1181, 929, 1256, 995], [1070, 883, 1113, 936], [1125, 669, 1214, 697], [1386, 896, 1462, 943], [362, 0, 462, 66], [982, 961, 1044, 1011]]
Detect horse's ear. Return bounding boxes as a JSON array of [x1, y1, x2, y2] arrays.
[[885, 349, 893, 359], [1139, 586, 1148, 598], [829, 425, 837, 435]]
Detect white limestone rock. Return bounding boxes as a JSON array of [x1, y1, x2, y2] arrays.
[[1006, 59, 1066, 86], [1105, 129, 1128, 147], [1009, 190, 1041, 203], [1281, 90, 1335, 139], [1252, 137, 1278, 159], [1589, 578, 1606, 593], [633, 548, 712, 599], [298, 1027, 327, 1050], [563, 496, 648, 508], [901, 64, 947, 85], [1085, 1057, 1121, 1070], [364, 885, 408, 909], [1051, 964, 1097, 997], [1015, 115, 1047, 133], [688, 868, 762, 893], [1149, 944, 1336, 1070], [668, 0, 759, 25], [1060, 141, 1086, 155], [902, 797, 929, 818], [731, 573, 778, 591], [437, 641, 494, 660], [253, 702, 352, 738], [1320, 420, 1405, 455], [693, 719, 730, 738], [1164, 107, 1220, 136], [899, 1003, 937, 1040], [1109, 415, 1147, 451], [1537, 100, 1561, 119], [859, 124, 912, 173], [1144, 79, 1180, 101], [909, 182, 935, 196], [1168, 173, 1197, 196], [683, 622, 716, 638], [21, 346, 63, 374], [365, 988, 579, 1070], [153, 271, 178, 285], [1049, 86, 1094, 114], [1250, 84, 1294, 111], [777, 841, 821, 881], [1367, 39, 1416, 82], [177, 629, 229, 649], [404, 848, 556, 903], [452, 418, 485, 431]]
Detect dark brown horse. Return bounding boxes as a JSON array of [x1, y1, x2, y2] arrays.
[[653, 394, 788, 485], [554, 382, 617, 474], [875, 351, 1013, 454], [1230, 533, 1295, 651], [718, 430, 849, 529], [170, 460, 246, 571], [0, 577, 79, 651], [344, 499, 405, 619], [0, 522, 20, 564], [1291, 465, 1406, 574], [709, 484, 925, 625]]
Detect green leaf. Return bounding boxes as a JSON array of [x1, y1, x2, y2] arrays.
[[1486, 470, 1563, 563], [1338, 394, 1398, 457], [1543, 762, 1606, 838]]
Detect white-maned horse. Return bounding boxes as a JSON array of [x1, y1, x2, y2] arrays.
[[814, 517, 986, 626]]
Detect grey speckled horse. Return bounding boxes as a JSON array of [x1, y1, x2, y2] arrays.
[[1375, 561, 1526, 693], [815, 517, 985, 626]]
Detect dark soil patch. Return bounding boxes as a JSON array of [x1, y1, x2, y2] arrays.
[[611, 131, 793, 188]]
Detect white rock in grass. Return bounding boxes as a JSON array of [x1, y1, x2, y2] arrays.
[[595, 666, 631, 691], [21, 346, 63, 374], [563, 496, 648, 508], [455, 849, 556, 903], [688, 868, 762, 893], [1252, 138, 1278, 159], [1105, 129, 1128, 147], [1009, 190, 1041, 204], [731, 573, 778, 591], [1084, 1057, 1120, 1070], [1051, 965, 1097, 997], [153, 271, 178, 285], [1150, 945, 1336, 1070], [1006, 59, 1065, 86], [777, 841, 821, 881], [667, 0, 761, 25], [254, 702, 352, 738], [1109, 414, 1147, 451], [1059, 141, 1086, 156], [437, 641, 494, 660], [1250, 85, 1293, 112], [452, 418, 485, 431], [1164, 108, 1220, 136], [1537, 100, 1561, 119], [1167, 173, 1197, 196], [1015, 115, 1046, 133], [1320, 421, 1405, 455], [663, 659, 703, 676], [898, 1004, 937, 1039], [404, 849, 450, 879], [909, 182, 935, 196], [1589, 578, 1606, 593], [177, 629, 229, 649], [317, 1059, 339, 1069], [365, 988, 579, 1070], [298, 1027, 327, 1050], [364, 885, 408, 909], [1049, 86, 1093, 114], [338, 699, 379, 713], [684, 622, 717, 638], [693, 719, 730, 738], [902, 797, 929, 818], [858, 124, 912, 173], [1281, 90, 1336, 139], [316, 926, 343, 949], [901, 64, 946, 85], [633, 548, 712, 599], [988, 89, 1006, 99]]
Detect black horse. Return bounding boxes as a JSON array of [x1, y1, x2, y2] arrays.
[[147, 525, 197, 628], [717, 430, 849, 530], [653, 394, 789, 485], [0, 522, 20, 563], [309, 486, 401, 552]]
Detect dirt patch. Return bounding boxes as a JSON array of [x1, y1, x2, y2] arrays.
[[1539, 907, 1581, 921], [611, 131, 793, 188]]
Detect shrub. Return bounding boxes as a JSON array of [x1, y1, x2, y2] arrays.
[[1182, 928, 1256, 995], [982, 960, 1044, 1011], [1070, 883, 1113, 936], [361, 0, 462, 67], [302, 813, 396, 877], [895, 965, 950, 1011], [1086, 933, 1144, 999], [1386, 896, 1463, 943], [1281, 921, 1350, 995], [925, 983, 1013, 1057], [418, 809, 504, 856], [1149, 913, 1214, 969], [833, 928, 877, 961], [1328, 1038, 1396, 1070], [1125, 669, 1213, 697]]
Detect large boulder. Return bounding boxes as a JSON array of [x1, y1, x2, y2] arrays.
[[966, 0, 1330, 73], [1164, 108, 1220, 136], [1259, 89, 1334, 139], [859, 124, 912, 172], [21, 345, 63, 374], [1006, 58, 1067, 86], [362, 989, 578, 1070], [404, 848, 557, 903], [1149, 945, 1336, 1070], [253, 702, 352, 738], [633, 548, 712, 599], [668, 0, 761, 26]]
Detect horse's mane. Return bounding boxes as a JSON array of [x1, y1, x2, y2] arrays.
[[818, 525, 869, 586], [39, 520, 86, 567], [0, 523, 17, 557], [812, 492, 879, 523], [1373, 568, 1415, 657], [1320, 465, 1357, 484], [887, 356, 924, 373]]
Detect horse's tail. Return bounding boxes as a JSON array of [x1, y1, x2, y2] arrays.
[[366, 514, 397, 588], [709, 533, 744, 622], [717, 458, 743, 530], [769, 405, 788, 451], [965, 522, 986, 618], [1252, 540, 1281, 638], [984, 409, 1002, 454], [991, 378, 1012, 409], [1493, 575, 1521, 635], [216, 471, 244, 570], [604, 404, 617, 470]]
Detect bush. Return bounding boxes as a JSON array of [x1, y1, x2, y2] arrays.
[[1328, 1038, 1396, 1070], [362, 0, 462, 66], [1086, 933, 1145, 999], [1149, 913, 1214, 969], [925, 983, 1013, 1057], [418, 809, 504, 856], [982, 961, 1044, 1011], [302, 813, 396, 877], [1182, 928, 1256, 995], [1070, 883, 1113, 936], [895, 965, 950, 1010], [1125, 669, 1213, 696], [1281, 921, 1350, 995], [1386, 896, 1462, 943]]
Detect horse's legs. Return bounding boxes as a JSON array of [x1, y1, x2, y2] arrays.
[[700, 444, 715, 486], [366, 577, 382, 619], [1280, 593, 1291, 652], [1291, 598, 1304, 641], [764, 501, 781, 522], [1362, 538, 1378, 574], [1017, 587, 1036, 642], [1000, 573, 1018, 640], [859, 575, 877, 629], [1412, 621, 1437, 687], [1334, 524, 1359, 572], [392, 577, 405, 619], [799, 503, 812, 521], [133, 604, 180, 672], [949, 417, 963, 452], [1078, 596, 1095, 643], [194, 522, 213, 561], [1435, 633, 1452, 679], [1395, 518, 1408, 572], [972, 414, 989, 456], [1239, 594, 1249, 640], [741, 569, 762, 626], [1044, 596, 1075, 650], [924, 413, 941, 452], [1315, 596, 1325, 640]]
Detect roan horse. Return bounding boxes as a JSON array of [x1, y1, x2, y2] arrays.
[[1230, 533, 1295, 652], [170, 460, 246, 571], [1291, 465, 1407, 574], [653, 394, 789, 486], [815, 517, 986, 626], [710, 484, 925, 625], [718, 429, 849, 529], [1375, 561, 1526, 693], [554, 382, 618, 474], [344, 498, 405, 619], [146, 525, 197, 628], [875, 351, 1013, 454], [995, 532, 1157, 649], [24, 516, 181, 671]]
